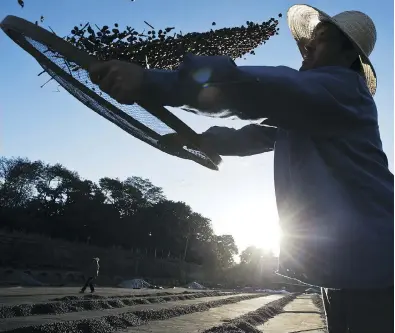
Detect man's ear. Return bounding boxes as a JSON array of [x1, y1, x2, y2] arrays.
[[350, 57, 363, 73], [345, 49, 359, 68]]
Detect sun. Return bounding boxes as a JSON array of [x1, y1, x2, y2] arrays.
[[217, 204, 282, 257], [239, 210, 282, 257], [259, 221, 282, 256]]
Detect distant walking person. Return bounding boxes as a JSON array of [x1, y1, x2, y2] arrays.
[[80, 257, 100, 293]]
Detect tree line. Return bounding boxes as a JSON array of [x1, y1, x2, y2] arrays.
[[0, 157, 239, 270]]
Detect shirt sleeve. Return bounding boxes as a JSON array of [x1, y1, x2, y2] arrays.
[[141, 54, 377, 132], [200, 124, 277, 156]]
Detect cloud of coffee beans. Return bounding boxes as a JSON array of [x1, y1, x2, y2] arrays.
[[17, 1, 281, 70], [64, 16, 281, 70]]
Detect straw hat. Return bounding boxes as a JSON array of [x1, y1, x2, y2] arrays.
[[287, 5, 377, 95]]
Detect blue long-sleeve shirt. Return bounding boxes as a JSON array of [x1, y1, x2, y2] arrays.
[[143, 54, 394, 289]]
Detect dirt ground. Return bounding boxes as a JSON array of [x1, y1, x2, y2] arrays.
[[0, 286, 198, 305], [0, 287, 325, 333]]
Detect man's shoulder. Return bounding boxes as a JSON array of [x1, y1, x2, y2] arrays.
[[302, 66, 366, 86], [304, 66, 357, 75], [270, 65, 372, 99], [303, 66, 374, 103]]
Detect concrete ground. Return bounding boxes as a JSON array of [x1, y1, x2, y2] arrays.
[[258, 294, 326, 333], [123, 295, 284, 333]]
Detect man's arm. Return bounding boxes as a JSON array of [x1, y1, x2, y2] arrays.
[[142, 54, 377, 132], [200, 124, 277, 156], [159, 124, 277, 157]]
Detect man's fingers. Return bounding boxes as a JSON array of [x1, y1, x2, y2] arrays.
[[159, 133, 185, 147], [97, 75, 115, 94], [96, 69, 120, 93], [89, 61, 111, 85], [87, 60, 142, 105], [112, 87, 135, 104]]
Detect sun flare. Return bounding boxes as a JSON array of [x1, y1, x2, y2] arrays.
[[217, 204, 282, 257]]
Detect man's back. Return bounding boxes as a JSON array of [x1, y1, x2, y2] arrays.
[[191, 65, 394, 288], [274, 123, 393, 288]]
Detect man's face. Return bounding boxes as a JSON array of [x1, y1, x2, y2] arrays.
[[299, 22, 354, 71]]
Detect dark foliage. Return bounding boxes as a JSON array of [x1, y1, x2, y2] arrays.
[[0, 157, 238, 268]]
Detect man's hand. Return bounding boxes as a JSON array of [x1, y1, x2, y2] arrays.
[[88, 60, 144, 104], [158, 133, 191, 148], [197, 86, 224, 112], [159, 132, 222, 165]]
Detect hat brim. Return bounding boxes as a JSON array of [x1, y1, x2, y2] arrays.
[[287, 4, 377, 95]]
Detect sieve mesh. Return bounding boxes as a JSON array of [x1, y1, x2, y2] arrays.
[[26, 37, 175, 136], [3, 25, 217, 168]]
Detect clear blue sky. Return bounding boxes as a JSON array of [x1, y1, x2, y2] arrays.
[[1, 0, 393, 254]]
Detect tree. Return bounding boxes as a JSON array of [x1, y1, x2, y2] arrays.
[[210, 245, 279, 288], [131, 200, 216, 262], [125, 177, 165, 205], [213, 235, 238, 269], [240, 245, 269, 265], [0, 157, 45, 208], [0, 156, 239, 270]]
